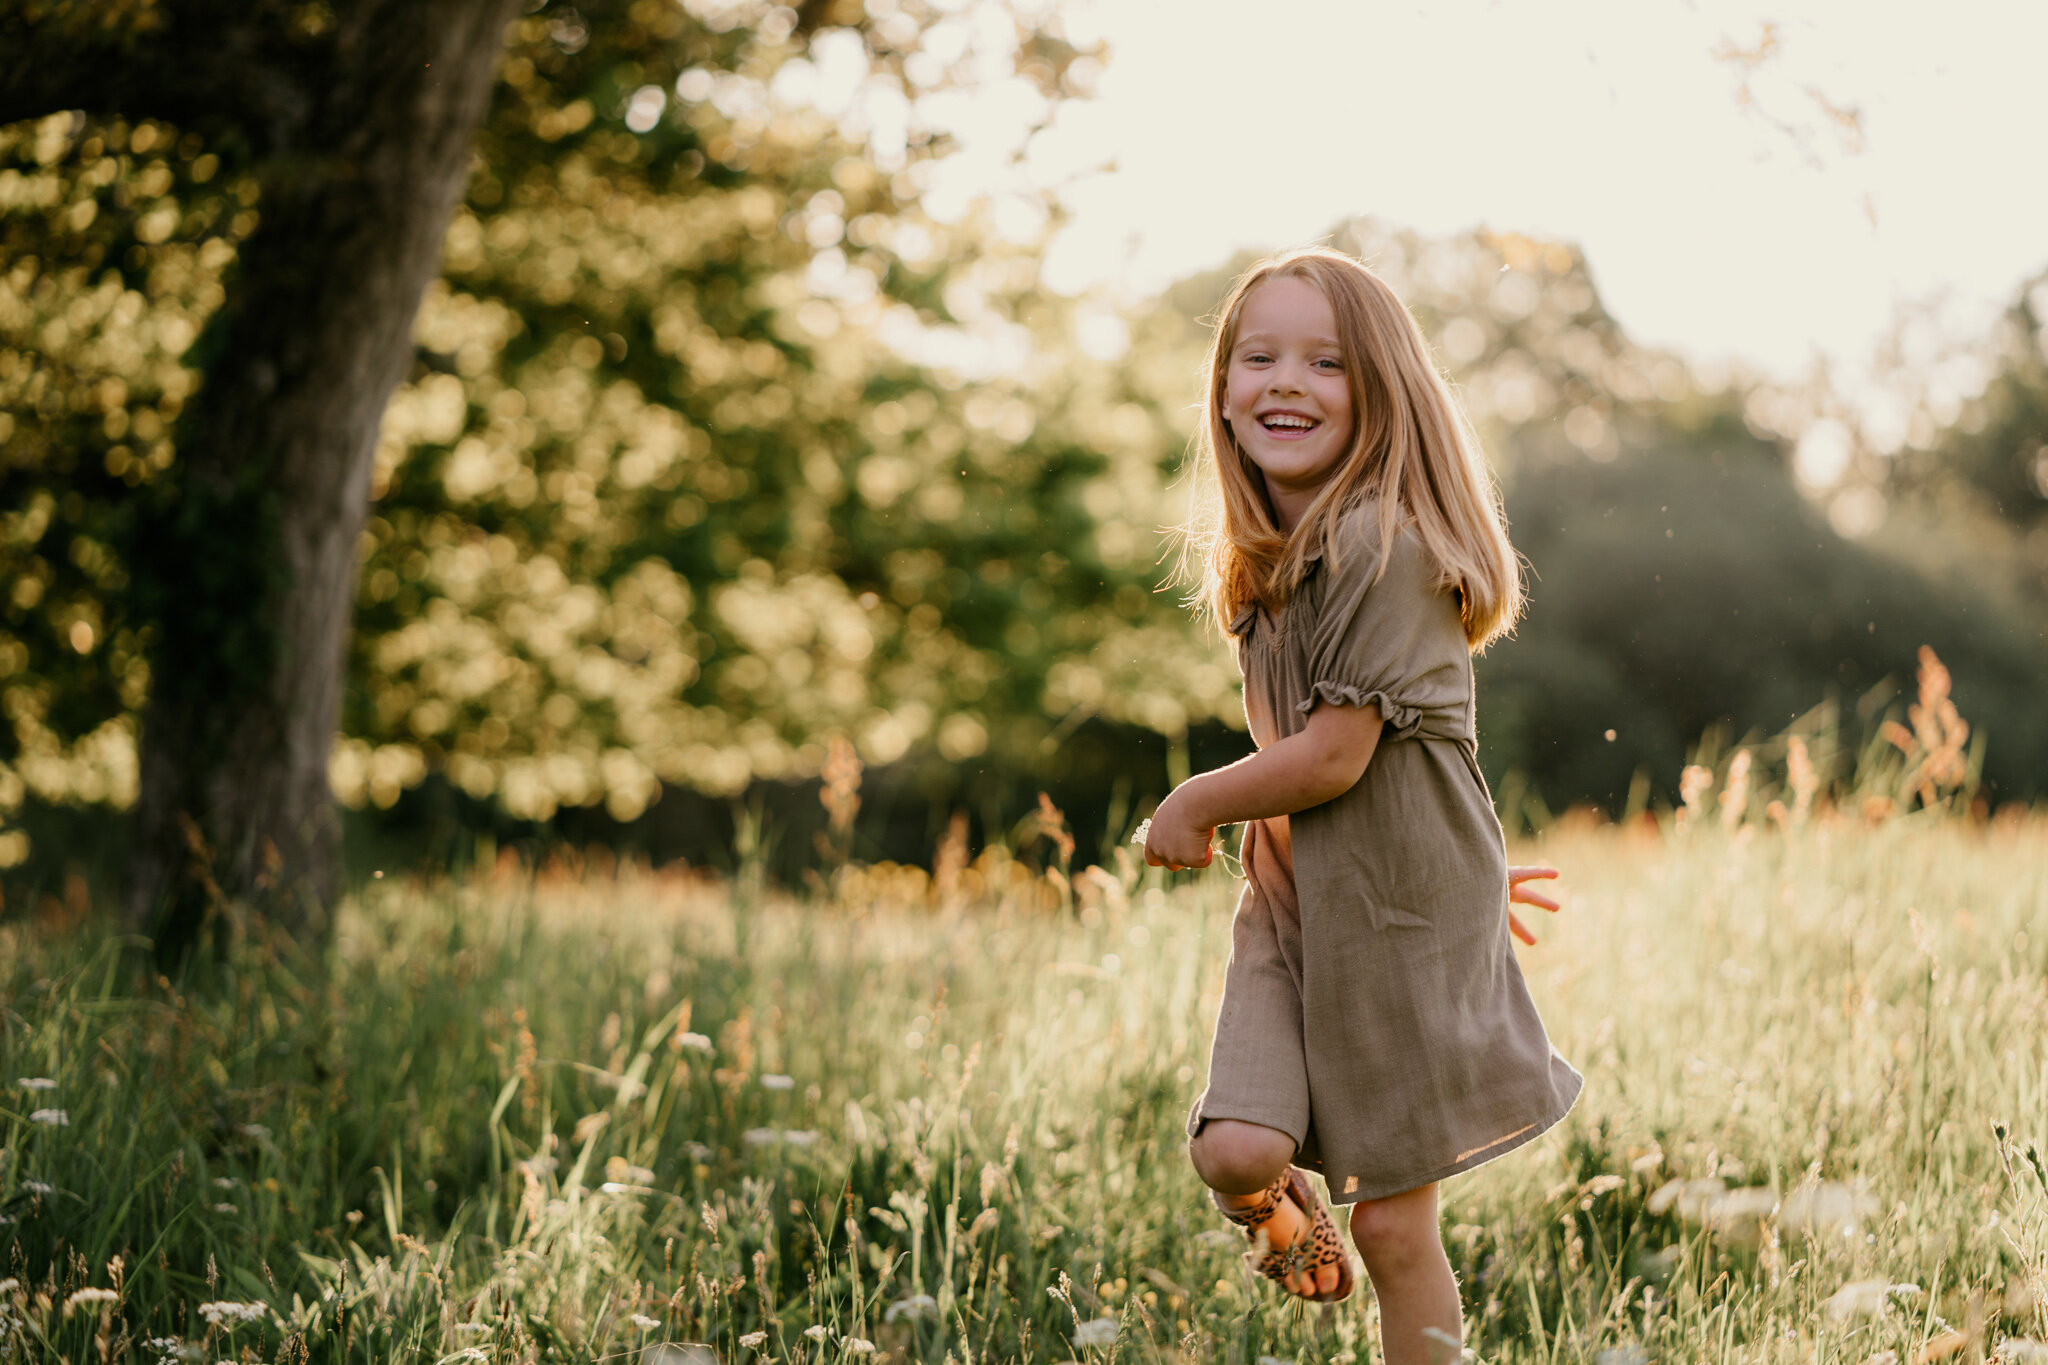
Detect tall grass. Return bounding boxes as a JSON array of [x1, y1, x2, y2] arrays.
[[2, 797, 2044, 1365]]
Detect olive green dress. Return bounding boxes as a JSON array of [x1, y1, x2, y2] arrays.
[[1187, 505, 1581, 1205]]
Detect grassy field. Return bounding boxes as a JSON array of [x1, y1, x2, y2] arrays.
[[1, 809, 2045, 1365]]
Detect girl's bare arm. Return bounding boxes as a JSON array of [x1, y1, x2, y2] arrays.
[[1143, 700, 1383, 867]]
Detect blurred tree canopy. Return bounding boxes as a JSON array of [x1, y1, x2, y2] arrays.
[[6, 6, 2048, 897]]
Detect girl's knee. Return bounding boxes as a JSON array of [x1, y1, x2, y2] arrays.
[[1347, 1189, 1443, 1278], [1188, 1120, 1295, 1194]]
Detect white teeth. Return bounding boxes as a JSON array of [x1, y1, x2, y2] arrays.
[[1262, 414, 1314, 429]]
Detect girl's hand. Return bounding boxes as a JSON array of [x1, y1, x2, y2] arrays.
[[1142, 791, 1215, 870], [1507, 865, 1561, 945]]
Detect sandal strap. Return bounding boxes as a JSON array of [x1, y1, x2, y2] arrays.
[[1211, 1173, 1288, 1229]]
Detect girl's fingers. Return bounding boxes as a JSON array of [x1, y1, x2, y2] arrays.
[[1508, 911, 1537, 946], [1510, 887, 1560, 914], [1507, 865, 1560, 883]]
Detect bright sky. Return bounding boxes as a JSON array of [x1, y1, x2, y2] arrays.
[[991, 0, 2048, 392]]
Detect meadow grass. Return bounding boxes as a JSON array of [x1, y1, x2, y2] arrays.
[[0, 810, 2044, 1365]]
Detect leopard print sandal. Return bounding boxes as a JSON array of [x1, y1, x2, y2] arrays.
[[1212, 1168, 1355, 1303]]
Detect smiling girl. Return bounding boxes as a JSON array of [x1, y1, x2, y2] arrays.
[[1144, 248, 1580, 1359]]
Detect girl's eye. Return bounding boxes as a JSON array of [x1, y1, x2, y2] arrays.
[[1314, 358, 1342, 370]]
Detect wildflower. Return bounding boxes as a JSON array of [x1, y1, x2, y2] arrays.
[[0, 1279, 18, 1293], [844, 1339, 877, 1355], [198, 1300, 269, 1327], [15, 1078, 55, 1091], [213, 1177, 237, 1189], [804, 1326, 830, 1341], [1677, 765, 1713, 823], [1071, 1318, 1118, 1348], [760, 1074, 795, 1091], [739, 1331, 769, 1348], [23, 1180, 54, 1195], [1129, 819, 1151, 845], [600, 1182, 653, 1195], [629, 1314, 662, 1330], [238, 1124, 270, 1140], [63, 1287, 119, 1315], [1995, 1341, 2048, 1365], [885, 1294, 938, 1322], [1822, 1280, 1893, 1321], [742, 1127, 780, 1146], [1719, 751, 1752, 829], [213, 1203, 238, 1214], [682, 1141, 713, 1161], [29, 1109, 68, 1126], [677, 1032, 715, 1053], [782, 1130, 820, 1147]]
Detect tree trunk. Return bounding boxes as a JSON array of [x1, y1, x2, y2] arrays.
[[124, 0, 519, 956]]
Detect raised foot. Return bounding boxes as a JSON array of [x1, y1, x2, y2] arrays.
[[1215, 1174, 1345, 1300]]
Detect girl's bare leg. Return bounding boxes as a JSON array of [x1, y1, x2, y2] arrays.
[[1187, 1119, 1342, 1298], [1349, 1183, 1462, 1365]]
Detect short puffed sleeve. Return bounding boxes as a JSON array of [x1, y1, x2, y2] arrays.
[[1296, 512, 1469, 742]]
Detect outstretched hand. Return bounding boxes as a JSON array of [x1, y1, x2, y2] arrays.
[[1507, 865, 1562, 945]]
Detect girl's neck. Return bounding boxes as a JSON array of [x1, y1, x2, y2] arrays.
[[1263, 475, 1317, 537]]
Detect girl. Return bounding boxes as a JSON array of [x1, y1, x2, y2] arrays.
[[1143, 248, 1581, 1362]]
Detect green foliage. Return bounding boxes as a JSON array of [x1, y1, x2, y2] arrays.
[[2, 812, 2045, 1360], [8, 6, 2048, 880]]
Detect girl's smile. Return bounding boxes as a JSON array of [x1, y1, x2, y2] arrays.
[[1223, 276, 1357, 531]]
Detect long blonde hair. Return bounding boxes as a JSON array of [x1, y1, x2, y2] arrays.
[[1178, 247, 1522, 652]]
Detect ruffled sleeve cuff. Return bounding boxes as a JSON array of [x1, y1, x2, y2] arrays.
[[1227, 603, 1260, 638], [1296, 682, 1424, 741]]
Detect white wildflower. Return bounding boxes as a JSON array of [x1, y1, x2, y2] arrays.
[[683, 1141, 714, 1161], [16, 1078, 56, 1091], [213, 1203, 239, 1214], [198, 1300, 269, 1327], [629, 1314, 662, 1330], [742, 1128, 780, 1146], [1593, 1348, 1647, 1365], [760, 1073, 795, 1091], [885, 1294, 938, 1322], [212, 1177, 237, 1189], [844, 1339, 876, 1355], [601, 1182, 654, 1195], [0, 1278, 20, 1294], [803, 1326, 830, 1342], [678, 1032, 714, 1053], [22, 1180, 54, 1195], [782, 1130, 820, 1147], [1129, 820, 1151, 844], [62, 1287, 119, 1315], [1994, 1341, 2048, 1365], [28, 1109, 68, 1126], [739, 1330, 769, 1348], [1823, 1280, 1892, 1321], [1071, 1318, 1119, 1348], [238, 1124, 270, 1140]]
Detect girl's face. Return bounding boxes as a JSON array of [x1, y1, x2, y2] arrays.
[[1222, 275, 1357, 532]]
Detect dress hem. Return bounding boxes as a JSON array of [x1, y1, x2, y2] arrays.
[[1324, 1075, 1583, 1207]]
